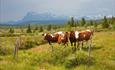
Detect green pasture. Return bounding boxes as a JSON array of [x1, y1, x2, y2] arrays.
[[0, 31, 115, 70]]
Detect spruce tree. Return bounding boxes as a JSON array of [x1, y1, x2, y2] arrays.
[[81, 18, 86, 26], [9, 27, 14, 33], [102, 16, 109, 28], [47, 24, 52, 31], [90, 20, 93, 26], [26, 24, 32, 33], [70, 17, 75, 27], [39, 26, 43, 32]]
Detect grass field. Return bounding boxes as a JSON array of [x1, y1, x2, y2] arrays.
[[0, 31, 115, 70]]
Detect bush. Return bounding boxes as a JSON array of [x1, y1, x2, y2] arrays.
[[0, 33, 20, 37], [48, 47, 72, 65], [64, 55, 77, 68], [75, 51, 89, 65], [19, 41, 38, 49], [0, 46, 13, 56], [64, 51, 94, 68]]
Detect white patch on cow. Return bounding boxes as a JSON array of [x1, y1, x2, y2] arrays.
[[83, 34, 86, 37], [75, 31, 79, 39], [44, 33, 47, 36], [51, 34, 54, 37], [57, 31, 63, 34], [57, 31, 64, 37], [61, 37, 64, 40], [86, 29, 91, 32]]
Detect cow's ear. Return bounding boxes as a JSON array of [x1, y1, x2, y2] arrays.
[[47, 33, 50, 35], [42, 34, 44, 36]]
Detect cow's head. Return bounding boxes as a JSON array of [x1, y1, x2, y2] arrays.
[[42, 33, 52, 41], [42, 33, 47, 40]]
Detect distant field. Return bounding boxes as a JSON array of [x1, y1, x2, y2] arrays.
[[0, 31, 115, 70]]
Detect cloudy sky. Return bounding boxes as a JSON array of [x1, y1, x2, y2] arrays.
[[0, 0, 115, 22]]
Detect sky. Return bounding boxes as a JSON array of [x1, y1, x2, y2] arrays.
[[0, 0, 115, 22]]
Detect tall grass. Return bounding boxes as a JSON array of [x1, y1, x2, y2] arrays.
[[0, 31, 115, 70]]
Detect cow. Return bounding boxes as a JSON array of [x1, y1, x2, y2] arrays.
[[69, 29, 94, 51], [42, 31, 69, 51]]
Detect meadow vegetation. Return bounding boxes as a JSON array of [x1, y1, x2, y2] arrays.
[[0, 16, 115, 70]]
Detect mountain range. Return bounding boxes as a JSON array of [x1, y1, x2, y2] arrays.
[[0, 12, 68, 25], [0, 12, 113, 25]]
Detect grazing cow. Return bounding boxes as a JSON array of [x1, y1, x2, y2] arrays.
[[69, 29, 94, 51], [42, 32, 59, 45], [42, 31, 69, 50]]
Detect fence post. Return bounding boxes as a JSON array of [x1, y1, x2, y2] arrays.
[[13, 36, 21, 58], [88, 39, 92, 66]]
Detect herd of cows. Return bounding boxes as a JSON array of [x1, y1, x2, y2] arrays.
[[42, 29, 94, 51]]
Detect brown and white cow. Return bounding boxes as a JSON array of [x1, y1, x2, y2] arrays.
[[69, 29, 94, 51], [42, 31, 69, 49]]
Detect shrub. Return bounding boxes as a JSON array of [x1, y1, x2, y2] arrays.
[[45, 47, 72, 65], [0, 46, 13, 56], [19, 41, 38, 49], [64, 51, 94, 68], [64, 55, 77, 68]]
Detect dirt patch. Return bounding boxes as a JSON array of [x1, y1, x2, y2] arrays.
[[29, 44, 50, 53]]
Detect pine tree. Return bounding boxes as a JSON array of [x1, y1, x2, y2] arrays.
[[34, 26, 38, 31], [102, 16, 109, 28], [67, 20, 70, 26], [70, 17, 75, 27], [90, 20, 93, 26], [47, 24, 52, 31], [111, 16, 115, 24], [39, 26, 43, 32], [94, 21, 97, 28], [26, 24, 32, 33], [9, 27, 14, 33], [65, 23, 72, 31], [81, 18, 86, 26], [111, 16, 115, 29]]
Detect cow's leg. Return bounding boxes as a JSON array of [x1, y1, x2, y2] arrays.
[[70, 41, 73, 46], [81, 41, 84, 50], [64, 42, 67, 48], [77, 42, 80, 50], [86, 40, 89, 49], [65, 40, 69, 47], [70, 41, 74, 51], [70, 41, 74, 49], [86, 40, 88, 47], [48, 41, 53, 51], [74, 42, 77, 51]]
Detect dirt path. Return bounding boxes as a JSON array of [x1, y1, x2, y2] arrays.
[[29, 44, 51, 53], [29, 43, 60, 53]]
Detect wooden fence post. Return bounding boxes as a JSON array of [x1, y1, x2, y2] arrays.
[[88, 39, 92, 66], [13, 36, 21, 58]]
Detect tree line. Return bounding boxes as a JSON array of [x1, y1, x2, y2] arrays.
[[9, 16, 115, 33]]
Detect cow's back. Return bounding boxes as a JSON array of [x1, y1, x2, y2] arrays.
[[78, 30, 93, 41]]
